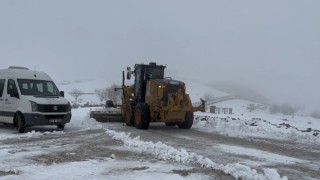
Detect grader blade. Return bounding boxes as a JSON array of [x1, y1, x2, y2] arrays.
[[90, 108, 123, 122]]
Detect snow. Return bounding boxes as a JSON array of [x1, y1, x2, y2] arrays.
[[105, 129, 288, 180], [58, 78, 113, 105], [181, 79, 229, 102], [57, 78, 228, 105], [1, 79, 319, 179], [2, 159, 206, 180], [66, 107, 103, 131], [216, 144, 305, 165], [194, 99, 320, 144], [0, 106, 317, 179]]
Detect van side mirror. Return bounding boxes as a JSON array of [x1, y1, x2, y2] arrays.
[[60, 91, 65, 97]]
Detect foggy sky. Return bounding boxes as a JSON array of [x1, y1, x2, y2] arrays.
[[1, 0, 319, 110]]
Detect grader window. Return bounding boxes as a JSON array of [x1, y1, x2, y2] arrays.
[[144, 68, 164, 80]]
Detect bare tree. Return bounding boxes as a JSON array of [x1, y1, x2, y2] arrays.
[[69, 89, 83, 104], [203, 93, 215, 103], [106, 84, 122, 104], [95, 84, 122, 105], [247, 104, 256, 112], [95, 88, 108, 102]]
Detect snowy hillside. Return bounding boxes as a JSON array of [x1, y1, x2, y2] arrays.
[[57, 79, 114, 104], [56, 78, 320, 145], [56, 78, 229, 104], [184, 79, 228, 102], [195, 99, 320, 144]]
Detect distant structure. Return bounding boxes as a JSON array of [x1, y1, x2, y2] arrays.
[[210, 106, 233, 114]]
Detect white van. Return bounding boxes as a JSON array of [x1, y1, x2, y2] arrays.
[[0, 66, 71, 133]]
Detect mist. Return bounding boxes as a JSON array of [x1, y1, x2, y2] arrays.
[[0, 0, 319, 110]]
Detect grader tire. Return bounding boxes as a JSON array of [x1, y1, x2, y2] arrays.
[[134, 103, 150, 130], [125, 102, 135, 126], [57, 124, 65, 130], [177, 111, 193, 129]]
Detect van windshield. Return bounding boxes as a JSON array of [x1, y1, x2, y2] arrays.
[[17, 79, 61, 97]]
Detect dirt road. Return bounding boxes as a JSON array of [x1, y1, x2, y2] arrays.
[[106, 123, 320, 180], [0, 122, 319, 179], [0, 127, 232, 179]]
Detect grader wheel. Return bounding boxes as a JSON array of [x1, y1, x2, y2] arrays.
[[177, 111, 193, 129], [134, 103, 150, 130], [124, 102, 135, 126]]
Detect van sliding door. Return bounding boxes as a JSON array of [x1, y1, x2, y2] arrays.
[[3, 79, 19, 123]]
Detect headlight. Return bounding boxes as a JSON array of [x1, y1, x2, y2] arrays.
[[158, 84, 167, 89], [30, 101, 38, 112]]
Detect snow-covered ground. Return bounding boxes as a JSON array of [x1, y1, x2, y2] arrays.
[[194, 99, 320, 145], [1, 103, 319, 179], [0, 79, 319, 179], [57, 78, 226, 105]]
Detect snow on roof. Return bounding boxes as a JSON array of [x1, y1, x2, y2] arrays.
[[0, 68, 52, 81]]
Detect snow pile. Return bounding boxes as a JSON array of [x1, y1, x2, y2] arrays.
[[193, 115, 320, 144], [21, 130, 64, 138], [0, 132, 16, 141], [0, 127, 65, 140], [67, 107, 103, 131], [105, 129, 288, 180], [217, 144, 305, 165]]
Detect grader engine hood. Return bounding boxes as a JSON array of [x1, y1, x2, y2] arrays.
[[160, 79, 186, 101], [151, 78, 193, 121]]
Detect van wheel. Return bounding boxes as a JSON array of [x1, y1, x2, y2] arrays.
[[16, 113, 26, 133], [57, 124, 65, 130]]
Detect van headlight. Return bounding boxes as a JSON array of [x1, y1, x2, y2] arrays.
[[30, 101, 38, 112]]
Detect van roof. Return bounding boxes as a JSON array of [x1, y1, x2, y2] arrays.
[[0, 67, 53, 81]]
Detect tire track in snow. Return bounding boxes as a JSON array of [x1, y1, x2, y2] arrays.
[[105, 129, 288, 180]]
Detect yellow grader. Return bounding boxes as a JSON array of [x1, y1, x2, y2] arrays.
[[91, 62, 205, 129]]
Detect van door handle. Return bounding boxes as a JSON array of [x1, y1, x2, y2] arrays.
[[0, 98, 3, 101], [5, 99, 8, 101]]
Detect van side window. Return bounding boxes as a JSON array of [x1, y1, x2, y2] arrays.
[[0, 79, 5, 97], [7, 79, 19, 96]]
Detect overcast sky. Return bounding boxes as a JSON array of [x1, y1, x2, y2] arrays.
[[1, 0, 319, 110]]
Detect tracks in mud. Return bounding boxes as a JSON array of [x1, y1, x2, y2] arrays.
[[106, 123, 320, 179], [1, 123, 319, 179], [0, 128, 233, 179]]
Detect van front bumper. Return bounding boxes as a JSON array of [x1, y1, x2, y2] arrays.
[[23, 113, 72, 126]]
